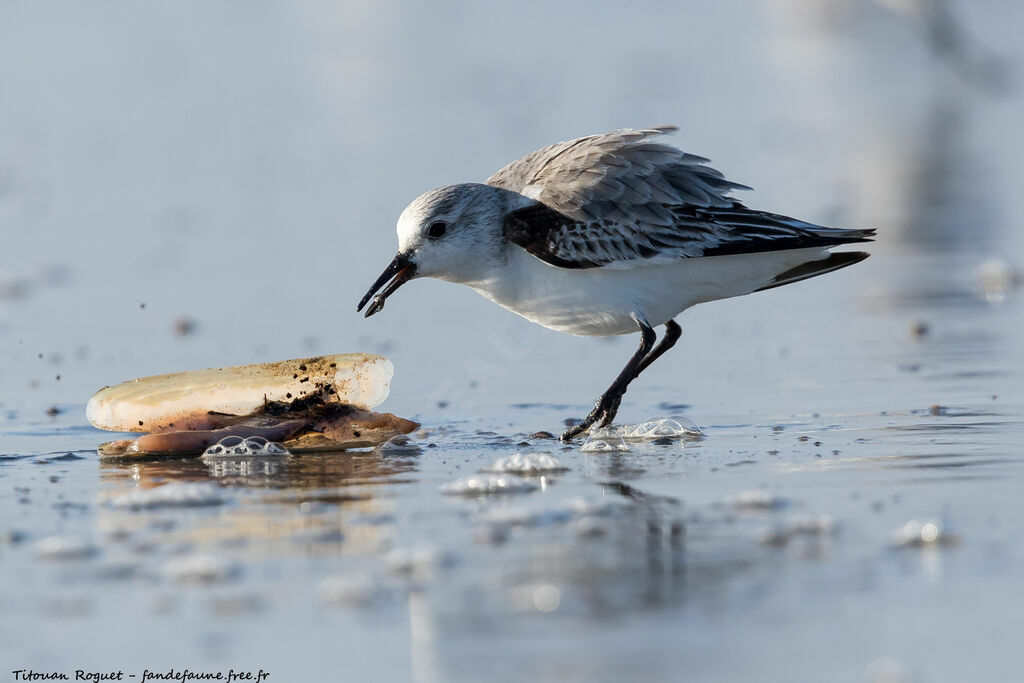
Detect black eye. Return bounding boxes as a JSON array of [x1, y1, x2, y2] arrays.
[[427, 222, 447, 239]]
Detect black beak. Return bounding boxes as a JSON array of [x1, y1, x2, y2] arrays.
[[357, 253, 417, 317]]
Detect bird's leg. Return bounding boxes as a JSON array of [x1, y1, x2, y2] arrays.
[[590, 320, 681, 430], [589, 321, 684, 430], [632, 319, 681, 379], [560, 316, 656, 441]]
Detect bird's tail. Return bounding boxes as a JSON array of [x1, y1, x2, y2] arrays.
[[755, 251, 871, 292]]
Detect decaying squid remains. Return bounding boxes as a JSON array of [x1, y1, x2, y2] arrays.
[[87, 354, 418, 457]]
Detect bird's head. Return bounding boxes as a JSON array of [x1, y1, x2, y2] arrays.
[[358, 183, 519, 317]]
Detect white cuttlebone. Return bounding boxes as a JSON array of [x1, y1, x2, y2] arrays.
[[86, 354, 393, 433]]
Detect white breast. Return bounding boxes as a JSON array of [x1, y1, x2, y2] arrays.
[[465, 246, 829, 336]]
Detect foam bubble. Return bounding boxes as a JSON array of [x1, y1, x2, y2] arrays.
[[165, 555, 239, 585], [319, 574, 389, 607], [376, 434, 421, 455], [440, 475, 538, 497], [480, 453, 568, 474], [108, 482, 226, 510], [202, 435, 289, 458], [477, 497, 620, 530], [580, 429, 630, 453], [891, 519, 957, 548], [34, 536, 98, 561], [616, 416, 703, 440], [728, 490, 789, 511]]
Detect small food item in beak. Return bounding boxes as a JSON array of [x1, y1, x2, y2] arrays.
[[357, 254, 416, 317]]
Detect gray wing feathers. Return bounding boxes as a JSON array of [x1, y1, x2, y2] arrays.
[[491, 127, 874, 269], [487, 126, 749, 222]]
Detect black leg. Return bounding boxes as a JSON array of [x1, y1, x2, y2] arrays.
[[560, 315, 656, 441], [632, 319, 681, 379]]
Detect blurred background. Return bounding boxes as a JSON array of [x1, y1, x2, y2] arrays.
[[1, 2, 1022, 682]]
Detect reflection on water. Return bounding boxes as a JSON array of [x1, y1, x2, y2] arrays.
[[101, 450, 419, 490]]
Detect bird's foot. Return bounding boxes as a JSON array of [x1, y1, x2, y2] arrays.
[[558, 393, 623, 442]]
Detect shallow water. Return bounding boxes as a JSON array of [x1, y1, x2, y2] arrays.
[[2, 2, 1024, 681]]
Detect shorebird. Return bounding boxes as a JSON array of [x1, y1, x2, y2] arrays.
[[358, 126, 874, 441]]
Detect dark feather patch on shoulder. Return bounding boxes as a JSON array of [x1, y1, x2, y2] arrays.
[[504, 204, 597, 268]]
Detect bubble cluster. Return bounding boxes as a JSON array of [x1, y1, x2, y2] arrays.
[[728, 490, 789, 511], [319, 574, 390, 608], [202, 436, 290, 458], [579, 417, 703, 451], [375, 434, 421, 455], [892, 519, 957, 548], [440, 475, 538, 497], [109, 482, 226, 510], [480, 453, 568, 475], [617, 417, 703, 440], [165, 555, 239, 585]]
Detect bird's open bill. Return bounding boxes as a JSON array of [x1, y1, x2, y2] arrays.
[[357, 253, 417, 317]]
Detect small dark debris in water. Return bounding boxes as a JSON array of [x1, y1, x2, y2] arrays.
[[653, 437, 673, 446], [929, 405, 947, 416], [173, 317, 197, 336], [772, 425, 784, 432], [563, 417, 579, 427], [46, 406, 60, 417], [48, 475, 60, 483], [910, 320, 930, 339], [832, 450, 840, 455], [53, 501, 89, 513], [657, 401, 691, 411], [436, 400, 449, 409], [55, 374, 61, 381], [529, 431, 555, 439], [140, 302, 146, 309], [814, 441, 822, 447], [797, 435, 809, 442], [516, 441, 530, 447], [4, 530, 28, 545], [725, 460, 757, 467], [767, 450, 779, 455]]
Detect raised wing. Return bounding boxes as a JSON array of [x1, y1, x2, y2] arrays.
[[488, 127, 874, 269]]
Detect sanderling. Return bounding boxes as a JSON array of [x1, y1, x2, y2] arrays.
[[358, 126, 874, 440]]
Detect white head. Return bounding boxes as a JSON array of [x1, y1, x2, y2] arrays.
[[358, 183, 528, 316]]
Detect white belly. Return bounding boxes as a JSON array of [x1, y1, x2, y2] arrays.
[[466, 247, 829, 336]]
